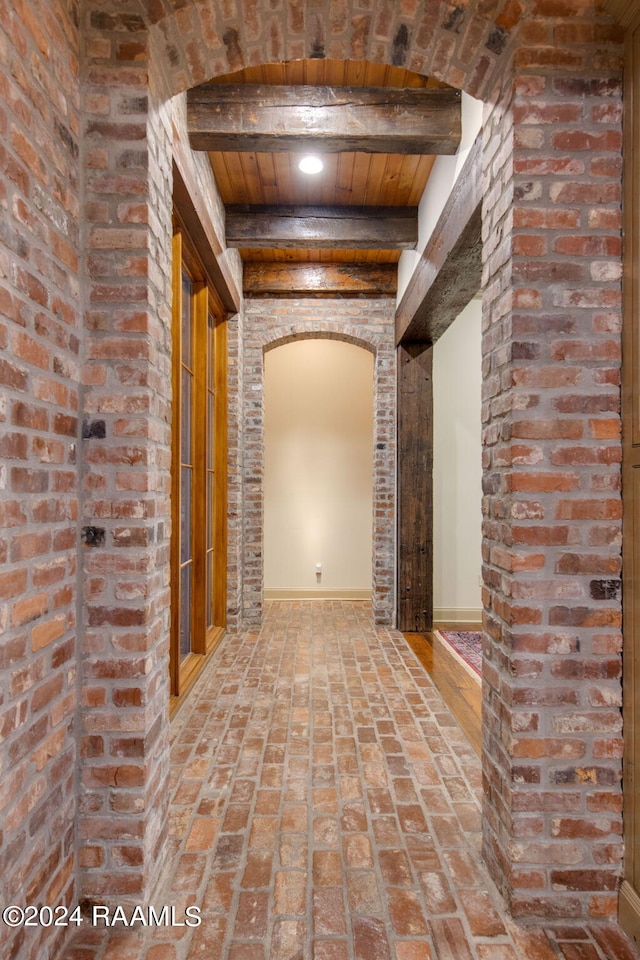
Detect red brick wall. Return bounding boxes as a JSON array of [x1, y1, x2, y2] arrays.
[[481, 19, 624, 918], [78, 7, 174, 899], [0, 0, 81, 957], [0, 0, 628, 940]]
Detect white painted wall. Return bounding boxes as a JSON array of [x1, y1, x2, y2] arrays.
[[264, 338, 374, 597], [397, 92, 484, 301], [432, 297, 483, 624]]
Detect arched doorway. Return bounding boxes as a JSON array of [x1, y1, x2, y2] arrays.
[[263, 338, 375, 603], [243, 318, 396, 626], [79, 0, 625, 922]]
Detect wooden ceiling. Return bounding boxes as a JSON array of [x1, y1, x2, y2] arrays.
[[187, 60, 460, 292]]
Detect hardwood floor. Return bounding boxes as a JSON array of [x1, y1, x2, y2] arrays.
[[403, 630, 482, 756]]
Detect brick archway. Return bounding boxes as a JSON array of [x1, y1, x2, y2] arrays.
[[243, 311, 396, 626], [80, 0, 626, 921], [146, 0, 524, 101]]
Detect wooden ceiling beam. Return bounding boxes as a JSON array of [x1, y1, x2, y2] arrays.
[[243, 262, 397, 296], [226, 204, 418, 250], [187, 84, 462, 155], [395, 136, 482, 345]]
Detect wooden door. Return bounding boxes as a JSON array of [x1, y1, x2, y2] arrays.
[[170, 226, 227, 706], [620, 1, 640, 942]]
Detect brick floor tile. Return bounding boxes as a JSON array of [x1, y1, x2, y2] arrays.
[[387, 889, 429, 936], [171, 853, 207, 892], [418, 871, 457, 914], [234, 892, 269, 939], [280, 834, 308, 868], [222, 804, 251, 832], [254, 789, 281, 814], [201, 871, 234, 912], [353, 917, 392, 960], [453, 801, 482, 831], [394, 942, 432, 960], [144, 945, 178, 960], [228, 945, 265, 960], [397, 804, 429, 834], [186, 916, 227, 959], [442, 848, 482, 887], [61, 603, 640, 960], [590, 925, 640, 960], [249, 816, 278, 848], [405, 836, 441, 870], [341, 803, 368, 832], [313, 941, 350, 960], [185, 817, 220, 851], [476, 948, 519, 960], [313, 816, 340, 845], [372, 816, 403, 846], [344, 834, 374, 868], [339, 775, 363, 799], [197, 796, 226, 816], [173, 780, 202, 804], [555, 946, 601, 960], [367, 788, 395, 814], [242, 851, 273, 888], [274, 870, 307, 914], [461, 888, 508, 937], [553, 927, 591, 940], [214, 834, 244, 867], [506, 925, 560, 960], [430, 814, 464, 847], [313, 889, 347, 935], [347, 870, 384, 914], [313, 850, 343, 885], [272, 920, 306, 960], [430, 918, 475, 960], [281, 803, 308, 832], [379, 848, 413, 886]]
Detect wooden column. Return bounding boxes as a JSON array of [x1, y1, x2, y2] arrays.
[[397, 342, 433, 633]]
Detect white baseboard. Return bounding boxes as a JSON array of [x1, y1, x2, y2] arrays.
[[264, 589, 372, 601], [433, 607, 482, 629]]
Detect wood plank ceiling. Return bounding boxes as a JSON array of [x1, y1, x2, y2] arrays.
[[187, 60, 461, 294]]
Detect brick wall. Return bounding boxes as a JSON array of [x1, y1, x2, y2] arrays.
[[0, 0, 629, 939], [78, 10, 174, 904], [0, 0, 81, 957], [481, 14, 625, 919], [242, 298, 397, 626]]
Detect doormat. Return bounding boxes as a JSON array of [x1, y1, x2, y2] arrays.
[[435, 630, 483, 679]]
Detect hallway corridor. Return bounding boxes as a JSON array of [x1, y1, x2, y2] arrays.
[[64, 602, 638, 960]]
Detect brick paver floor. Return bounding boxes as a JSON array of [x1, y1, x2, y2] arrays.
[[63, 601, 639, 960]]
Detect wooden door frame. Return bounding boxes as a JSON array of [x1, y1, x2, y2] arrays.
[[611, 0, 640, 941]]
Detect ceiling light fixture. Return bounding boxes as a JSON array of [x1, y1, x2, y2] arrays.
[[298, 155, 324, 175]]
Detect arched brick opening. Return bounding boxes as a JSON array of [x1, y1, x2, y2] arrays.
[[243, 316, 396, 626], [80, 0, 625, 922]]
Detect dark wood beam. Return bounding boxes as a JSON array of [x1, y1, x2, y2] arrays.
[[243, 262, 397, 296], [226, 205, 418, 250], [171, 136, 241, 312], [395, 135, 482, 345], [397, 342, 433, 633], [187, 84, 462, 155]]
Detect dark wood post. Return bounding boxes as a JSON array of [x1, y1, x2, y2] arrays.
[[397, 342, 433, 633]]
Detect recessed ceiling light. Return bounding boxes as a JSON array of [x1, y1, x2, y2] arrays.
[[299, 155, 324, 175]]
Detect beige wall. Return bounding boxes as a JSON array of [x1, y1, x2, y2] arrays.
[[433, 297, 483, 624], [397, 92, 484, 300], [264, 339, 374, 597]]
